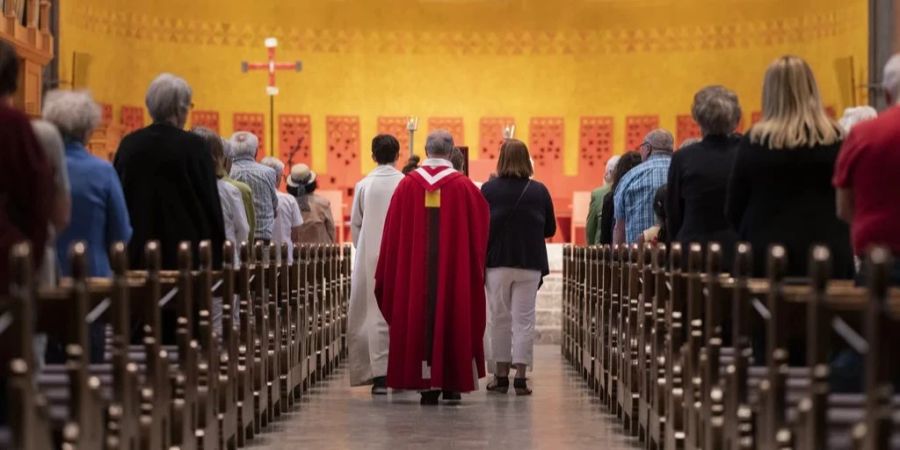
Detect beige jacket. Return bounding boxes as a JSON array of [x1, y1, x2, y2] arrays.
[[297, 193, 336, 244]]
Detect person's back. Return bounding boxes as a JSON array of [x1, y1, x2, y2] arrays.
[[298, 194, 335, 244], [375, 131, 490, 403], [668, 136, 739, 242], [614, 130, 674, 244], [61, 141, 131, 276], [834, 106, 900, 259], [115, 123, 224, 268]]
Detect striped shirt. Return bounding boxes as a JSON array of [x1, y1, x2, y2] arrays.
[[230, 156, 279, 241], [614, 153, 672, 244]]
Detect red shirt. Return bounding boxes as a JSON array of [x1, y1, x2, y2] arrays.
[[833, 106, 900, 255]]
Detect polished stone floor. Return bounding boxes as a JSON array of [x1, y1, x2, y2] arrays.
[[246, 345, 639, 449]]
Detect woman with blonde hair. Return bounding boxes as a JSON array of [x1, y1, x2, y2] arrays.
[[726, 55, 854, 280]]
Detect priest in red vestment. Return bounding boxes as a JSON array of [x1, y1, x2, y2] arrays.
[[375, 130, 490, 405]]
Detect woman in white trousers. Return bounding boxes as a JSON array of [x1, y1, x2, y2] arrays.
[[480, 139, 557, 395]]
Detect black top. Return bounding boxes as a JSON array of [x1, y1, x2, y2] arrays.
[[725, 136, 854, 278], [481, 177, 557, 277], [114, 123, 226, 270], [599, 191, 615, 245], [666, 135, 740, 265]]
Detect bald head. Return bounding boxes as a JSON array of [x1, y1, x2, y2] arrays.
[[425, 130, 455, 159], [640, 129, 674, 160]]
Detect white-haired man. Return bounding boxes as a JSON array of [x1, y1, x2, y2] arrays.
[[229, 132, 279, 244], [835, 54, 900, 285], [375, 130, 490, 405], [586, 155, 619, 245], [114, 73, 225, 271], [260, 156, 303, 264]]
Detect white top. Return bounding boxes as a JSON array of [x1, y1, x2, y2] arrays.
[[217, 179, 250, 266], [273, 191, 304, 264]]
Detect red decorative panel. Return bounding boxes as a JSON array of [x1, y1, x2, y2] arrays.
[[377, 117, 411, 167], [676, 115, 702, 147], [427, 117, 465, 145], [233, 113, 266, 157], [479, 117, 515, 161], [625, 115, 659, 151], [579, 116, 613, 173], [191, 110, 220, 134], [324, 116, 361, 194], [120, 106, 145, 134], [529, 117, 564, 175], [279, 114, 312, 174], [751, 111, 763, 126], [100, 103, 113, 128]]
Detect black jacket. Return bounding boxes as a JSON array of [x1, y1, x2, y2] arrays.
[[114, 123, 226, 270], [481, 177, 556, 277]]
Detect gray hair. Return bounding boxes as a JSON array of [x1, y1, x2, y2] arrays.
[[604, 155, 620, 183], [221, 137, 235, 160], [839, 106, 878, 132], [692, 85, 742, 136], [230, 131, 259, 159], [260, 156, 285, 175], [424, 130, 455, 157], [42, 89, 101, 143], [883, 53, 900, 103], [145, 73, 192, 123], [643, 129, 674, 152]]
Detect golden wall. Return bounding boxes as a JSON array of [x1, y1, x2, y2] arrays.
[[59, 0, 868, 205]]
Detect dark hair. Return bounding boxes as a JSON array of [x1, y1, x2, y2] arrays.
[[654, 184, 668, 242], [372, 134, 400, 165], [401, 155, 421, 175], [610, 151, 643, 193], [0, 40, 19, 97], [288, 179, 318, 196], [450, 147, 465, 171], [496, 139, 533, 178], [191, 126, 225, 178]]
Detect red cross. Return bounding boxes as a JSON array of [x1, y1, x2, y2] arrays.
[[241, 37, 302, 96]]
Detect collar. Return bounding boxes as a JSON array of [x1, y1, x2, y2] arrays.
[[422, 158, 454, 168], [371, 164, 401, 176], [65, 141, 88, 154], [647, 152, 672, 161]]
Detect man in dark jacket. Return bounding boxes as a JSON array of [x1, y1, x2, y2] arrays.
[[114, 73, 225, 270]]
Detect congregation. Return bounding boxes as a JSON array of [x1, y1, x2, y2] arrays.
[[4, 29, 900, 445]]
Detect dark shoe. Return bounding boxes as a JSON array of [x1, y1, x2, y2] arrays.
[[441, 390, 461, 404], [420, 390, 440, 405], [371, 376, 388, 395], [486, 376, 510, 394], [514, 378, 532, 396]]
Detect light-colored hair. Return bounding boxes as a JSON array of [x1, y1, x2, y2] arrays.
[[883, 53, 900, 103], [221, 137, 235, 160], [839, 106, 878, 132], [31, 120, 65, 165], [604, 155, 621, 184], [496, 139, 533, 179], [42, 90, 101, 143], [191, 127, 226, 178], [692, 85, 742, 136], [260, 156, 285, 176], [643, 129, 674, 152], [145, 73, 192, 123], [425, 130, 454, 157], [749, 56, 843, 149], [230, 131, 260, 159]]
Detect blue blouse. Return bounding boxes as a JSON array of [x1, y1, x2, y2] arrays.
[[56, 142, 132, 277]]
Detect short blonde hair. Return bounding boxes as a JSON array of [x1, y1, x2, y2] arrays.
[[749, 55, 843, 149], [496, 139, 533, 179]]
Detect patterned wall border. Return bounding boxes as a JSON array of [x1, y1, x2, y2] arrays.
[[68, 5, 860, 55]]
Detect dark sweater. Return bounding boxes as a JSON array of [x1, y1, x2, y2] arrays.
[[481, 177, 557, 277]]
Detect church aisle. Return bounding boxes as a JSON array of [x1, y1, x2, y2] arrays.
[[246, 346, 638, 449]]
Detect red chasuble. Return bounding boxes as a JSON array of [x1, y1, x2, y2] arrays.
[[375, 163, 490, 392]]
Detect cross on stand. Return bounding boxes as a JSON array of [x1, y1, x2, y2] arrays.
[[241, 37, 302, 157]]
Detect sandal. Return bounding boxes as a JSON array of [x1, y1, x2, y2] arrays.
[[514, 377, 532, 396], [486, 376, 509, 394]]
